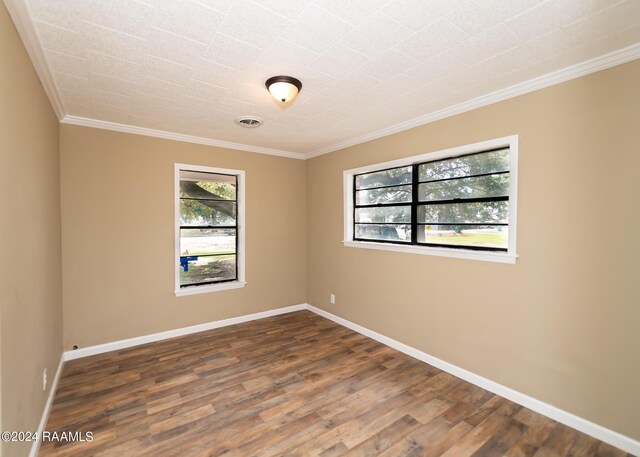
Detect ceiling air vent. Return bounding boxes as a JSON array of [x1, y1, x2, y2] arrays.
[[235, 116, 263, 128]]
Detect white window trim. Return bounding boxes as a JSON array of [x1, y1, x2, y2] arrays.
[[174, 163, 246, 296], [343, 135, 519, 264]]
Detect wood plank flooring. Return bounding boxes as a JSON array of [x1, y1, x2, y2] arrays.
[[40, 311, 633, 456]]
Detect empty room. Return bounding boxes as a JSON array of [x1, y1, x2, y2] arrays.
[[1, 0, 639, 456]]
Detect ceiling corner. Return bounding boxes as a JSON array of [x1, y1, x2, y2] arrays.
[[61, 114, 306, 160], [4, 0, 65, 120]]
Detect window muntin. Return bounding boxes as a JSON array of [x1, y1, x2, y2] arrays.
[[355, 165, 412, 189], [355, 206, 412, 223], [418, 173, 509, 201], [353, 165, 414, 244], [418, 148, 509, 181], [180, 255, 237, 286], [417, 201, 509, 225], [354, 224, 411, 243], [179, 228, 236, 256], [178, 169, 238, 288], [416, 225, 508, 249], [356, 184, 412, 205], [180, 199, 237, 226], [353, 148, 511, 252]]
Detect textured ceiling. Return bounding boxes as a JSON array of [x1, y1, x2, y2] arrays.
[[19, 0, 640, 156]]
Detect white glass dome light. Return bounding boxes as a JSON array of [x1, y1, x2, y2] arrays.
[[265, 76, 302, 103]]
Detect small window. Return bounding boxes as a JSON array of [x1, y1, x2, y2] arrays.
[[175, 164, 245, 295], [345, 136, 518, 263]]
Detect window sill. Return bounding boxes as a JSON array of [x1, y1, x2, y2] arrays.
[[174, 281, 246, 297], [343, 240, 517, 264]]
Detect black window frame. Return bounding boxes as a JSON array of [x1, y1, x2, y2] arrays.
[[179, 170, 239, 288], [353, 147, 510, 253]]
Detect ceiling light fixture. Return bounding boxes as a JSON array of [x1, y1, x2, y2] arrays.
[[265, 75, 302, 103]]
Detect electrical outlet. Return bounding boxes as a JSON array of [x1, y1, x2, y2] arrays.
[[330, 293, 336, 304], [42, 368, 48, 392]]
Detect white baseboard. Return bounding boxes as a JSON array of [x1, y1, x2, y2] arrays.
[[50, 302, 638, 455], [29, 354, 64, 457], [63, 304, 306, 361], [305, 304, 640, 456]]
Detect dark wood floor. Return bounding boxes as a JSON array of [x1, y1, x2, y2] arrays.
[[41, 311, 632, 456]]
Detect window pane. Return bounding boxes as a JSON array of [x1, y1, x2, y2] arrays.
[[418, 224, 508, 249], [180, 228, 235, 256], [418, 201, 508, 224], [355, 166, 412, 190], [419, 149, 509, 182], [180, 254, 236, 286], [180, 200, 236, 226], [355, 206, 411, 223], [179, 171, 236, 200], [419, 173, 509, 202], [355, 224, 411, 242], [356, 185, 411, 205]]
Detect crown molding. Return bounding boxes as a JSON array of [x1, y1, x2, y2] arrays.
[[305, 43, 640, 159], [61, 115, 305, 159], [4, 0, 65, 120], [6, 0, 638, 161]]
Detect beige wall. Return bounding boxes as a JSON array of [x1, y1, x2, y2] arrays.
[[307, 60, 640, 440], [60, 125, 307, 349], [0, 4, 63, 457]]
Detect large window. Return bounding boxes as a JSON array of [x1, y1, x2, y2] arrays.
[[345, 136, 518, 263], [175, 164, 245, 295]]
